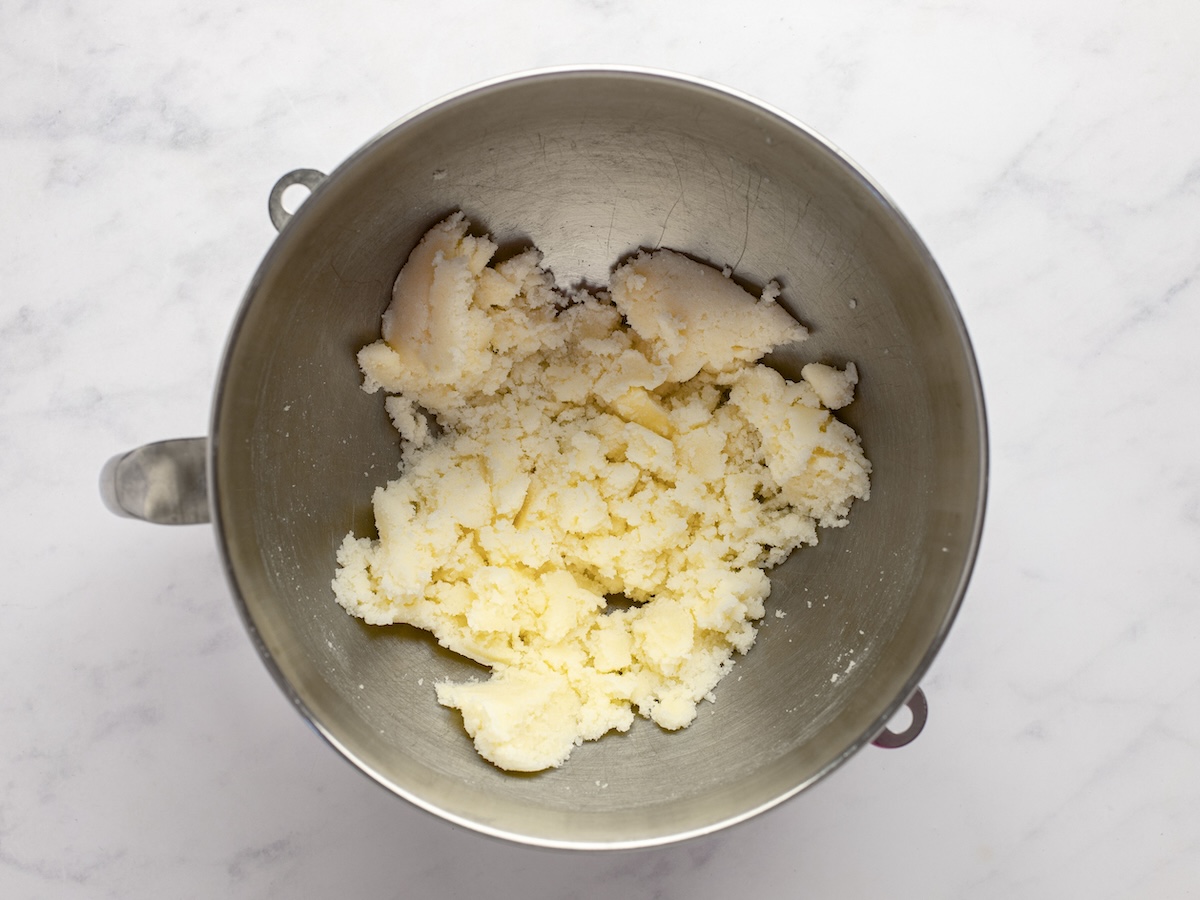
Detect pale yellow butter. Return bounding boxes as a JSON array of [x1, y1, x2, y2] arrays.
[[332, 213, 871, 771]]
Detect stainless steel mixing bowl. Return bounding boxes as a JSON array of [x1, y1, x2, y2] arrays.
[[102, 67, 987, 848]]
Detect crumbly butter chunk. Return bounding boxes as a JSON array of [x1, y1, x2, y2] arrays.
[[333, 213, 871, 771]]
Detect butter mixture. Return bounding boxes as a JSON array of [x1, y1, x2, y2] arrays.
[[332, 213, 871, 771]]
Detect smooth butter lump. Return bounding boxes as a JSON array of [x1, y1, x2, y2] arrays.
[[333, 213, 871, 771]]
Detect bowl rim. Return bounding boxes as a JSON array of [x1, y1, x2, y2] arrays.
[[209, 64, 990, 850]]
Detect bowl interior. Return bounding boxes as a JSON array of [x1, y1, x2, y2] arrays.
[[212, 70, 986, 848]]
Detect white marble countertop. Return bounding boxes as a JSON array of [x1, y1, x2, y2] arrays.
[[3, 0, 1198, 896]]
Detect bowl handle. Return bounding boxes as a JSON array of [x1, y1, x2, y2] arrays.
[[100, 438, 210, 525], [267, 168, 327, 232], [870, 687, 928, 749]]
